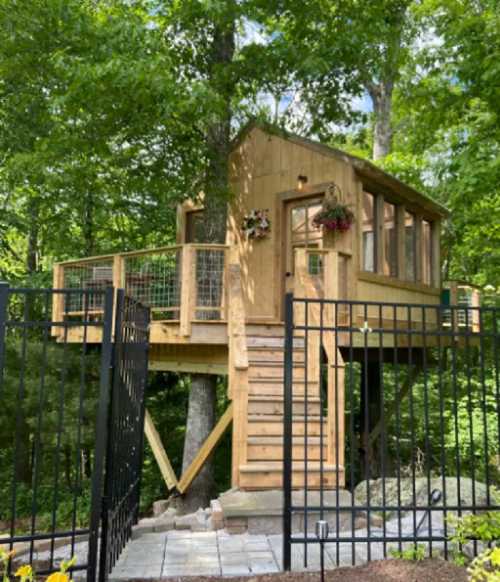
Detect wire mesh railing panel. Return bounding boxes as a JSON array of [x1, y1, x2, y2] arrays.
[[194, 248, 226, 320], [63, 261, 114, 314], [124, 250, 181, 321], [0, 285, 113, 581], [283, 296, 500, 572]]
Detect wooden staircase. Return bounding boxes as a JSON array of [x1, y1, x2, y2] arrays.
[[235, 326, 341, 490]]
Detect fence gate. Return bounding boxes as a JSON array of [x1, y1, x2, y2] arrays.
[[283, 294, 500, 571], [0, 285, 150, 582], [95, 291, 150, 582]]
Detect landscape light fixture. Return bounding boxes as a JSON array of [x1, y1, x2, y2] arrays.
[[315, 520, 329, 582]]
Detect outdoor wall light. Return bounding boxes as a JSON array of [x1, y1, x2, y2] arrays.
[[297, 174, 308, 190]]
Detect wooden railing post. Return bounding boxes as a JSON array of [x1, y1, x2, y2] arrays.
[[52, 264, 64, 337], [113, 254, 125, 290], [180, 245, 194, 337], [227, 246, 249, 487]]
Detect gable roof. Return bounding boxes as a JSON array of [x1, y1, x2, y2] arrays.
[[233, 120, 449, 218]]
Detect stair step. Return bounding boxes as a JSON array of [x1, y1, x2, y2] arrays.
[[247, 437, 327, 461], [248, 396, 321, 416], [248, 381, 319, 397], [240, 462, 339, 473], [238, 463, 342, 489], [248, 360, 304, 369], [248, 418, 327, 437], [248, 367, 309, 380], [246, 336, 305, 349]]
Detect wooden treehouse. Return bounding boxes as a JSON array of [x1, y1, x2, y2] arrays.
[[51, 122, 479, 493]]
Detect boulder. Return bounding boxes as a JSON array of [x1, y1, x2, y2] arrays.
[[354, 477, 491, 519]]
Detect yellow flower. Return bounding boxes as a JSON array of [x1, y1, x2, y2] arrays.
[[15, 566, 32, 579], [45, 572, 69, 582], [491, 547, 500, 568]]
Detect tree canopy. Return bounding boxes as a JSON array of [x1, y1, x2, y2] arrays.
[[0, 0, 498, 286]]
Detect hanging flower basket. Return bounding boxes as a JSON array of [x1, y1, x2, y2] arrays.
[[312, 198, 354, 233], [242, 209, 271, 239]]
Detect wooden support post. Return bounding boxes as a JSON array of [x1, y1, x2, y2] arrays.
[[227, 247, 249, 487], [180, 245, 194, 337], [113, 254, 125, 290], [144, 408, 178, 491], [52, 264, 64, 338], [177, 403, 233, 494]]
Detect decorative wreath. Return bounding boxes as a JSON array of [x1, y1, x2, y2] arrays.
[[242, 209, 271, 239], [312, 184, 354, 233]]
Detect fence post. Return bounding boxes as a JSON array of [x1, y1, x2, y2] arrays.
[[87, 287, 115, 582], [283, 292, 294, 571], [0, 283, 9, 396]]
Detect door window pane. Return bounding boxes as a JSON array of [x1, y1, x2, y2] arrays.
[[422, 219, 433, 285], [362, 192, 376, 272], [383, 201, 397, 277], [405, 211, 416, 281]]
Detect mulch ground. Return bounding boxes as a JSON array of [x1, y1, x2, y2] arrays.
[[132, 559, 468, 582]]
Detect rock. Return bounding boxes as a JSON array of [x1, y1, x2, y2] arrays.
[[175, 508, 208, 531], [354, 477, 491, 520], [152, 499, 169, 517]]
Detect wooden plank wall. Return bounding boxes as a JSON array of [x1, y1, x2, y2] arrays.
[[228, 127, 358, 322]]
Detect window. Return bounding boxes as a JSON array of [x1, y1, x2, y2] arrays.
[[383, 201, 397, 277], [405, 211, 416, 281], [185, 210, 205, 243], [362, 192, 376, 272], [422, 219, 433, 285]]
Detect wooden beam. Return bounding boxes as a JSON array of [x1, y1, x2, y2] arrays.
[[148, 361, 227, 375], [144, 408, 178, 491], [177, 403, 233, 495]]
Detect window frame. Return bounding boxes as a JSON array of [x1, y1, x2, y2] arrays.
[[360, 189, 439, 289]]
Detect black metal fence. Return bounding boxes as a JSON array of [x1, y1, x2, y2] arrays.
[[0, 285, 150, 582], [283, 294, 500, 570], [98, 292, 150, 581]]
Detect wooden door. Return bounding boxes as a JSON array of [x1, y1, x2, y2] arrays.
[[283, 196, 323, 296]]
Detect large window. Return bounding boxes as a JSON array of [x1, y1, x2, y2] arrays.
[[383, 201, 397, 277], [361, 192, 437, 287], [362, 192, 376, 272], [422, 219, 433, 285], [405, 211, 416, 281]]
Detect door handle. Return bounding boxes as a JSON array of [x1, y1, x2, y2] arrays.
[[285, 272, 292, 277]]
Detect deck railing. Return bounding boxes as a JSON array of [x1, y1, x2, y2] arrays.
[[53, 244, 229, 334]]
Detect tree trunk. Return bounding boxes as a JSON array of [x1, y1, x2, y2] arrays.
[[179, 373, 217, 513], [179, 11, 235, 512], [368, 81, 394, 161]]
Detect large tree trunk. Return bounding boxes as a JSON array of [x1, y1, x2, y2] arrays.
[[179, 11, 235, 512], [179, 374, 217, 513], [368, 80, 394, 161]]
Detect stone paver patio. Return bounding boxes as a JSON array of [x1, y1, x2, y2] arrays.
[[109, 530, 388, 579]]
